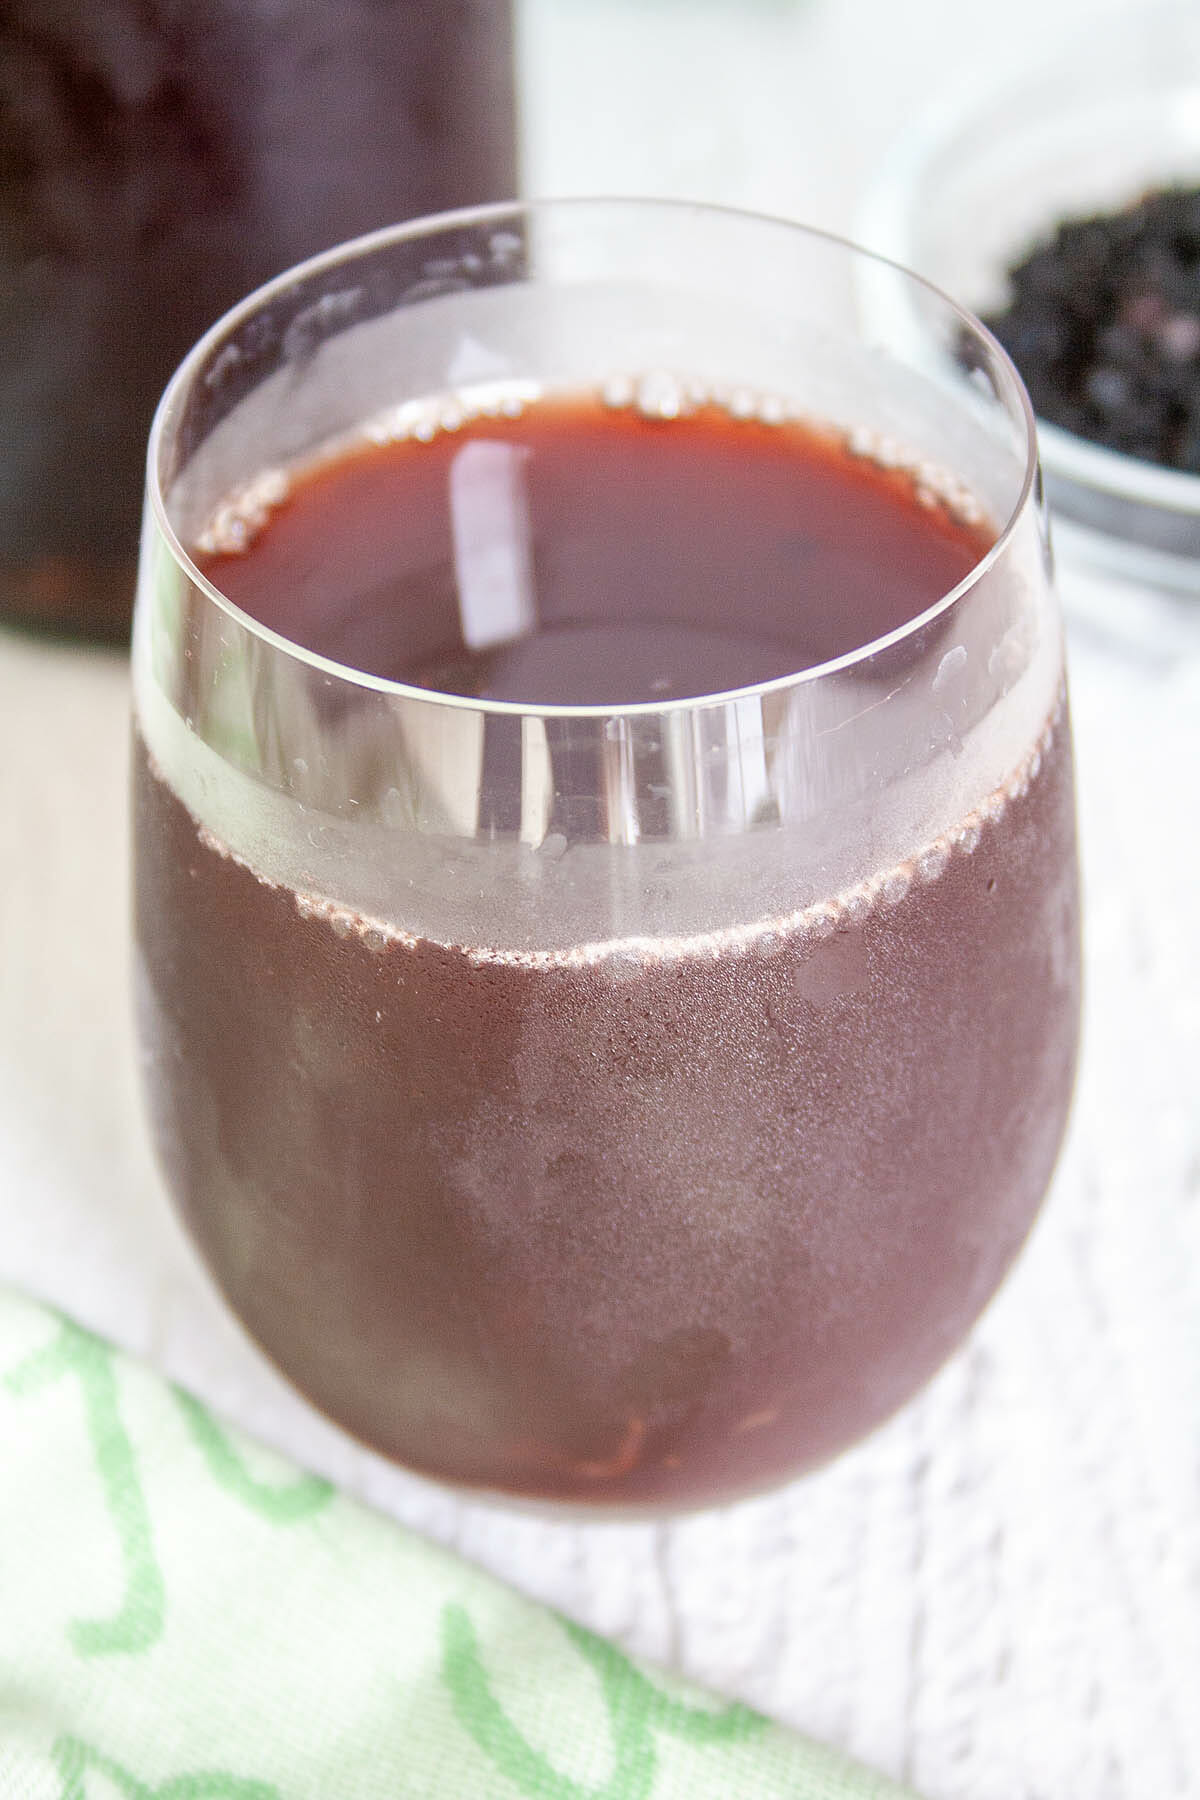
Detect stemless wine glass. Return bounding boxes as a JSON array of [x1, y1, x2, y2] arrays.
[[133, 200, 1081, 1511]]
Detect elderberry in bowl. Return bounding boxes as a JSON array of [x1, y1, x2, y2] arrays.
[[861, 0, 1200, 608]]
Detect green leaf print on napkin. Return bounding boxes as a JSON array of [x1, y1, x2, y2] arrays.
[[5, 1318, 165, 1657], [52, 1736, 279, 1800], [4, 1314, 333, 1662], [172, 1387, 334, 1524], [0, 1290, 918, 1800], [442, 1603, 763, 1799]]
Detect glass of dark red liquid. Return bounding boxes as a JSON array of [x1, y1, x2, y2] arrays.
[[133, 201, 1081, 1512]]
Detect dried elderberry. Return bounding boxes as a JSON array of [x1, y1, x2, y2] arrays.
[[985, 185, 1200, 472]]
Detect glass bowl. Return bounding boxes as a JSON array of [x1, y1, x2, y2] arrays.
[[859, 0, 1200, 636]]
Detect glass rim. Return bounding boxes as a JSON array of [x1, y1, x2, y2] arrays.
[[145, 194, 1042, 724]]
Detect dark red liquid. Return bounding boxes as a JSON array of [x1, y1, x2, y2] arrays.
[[135, 400, 1081, 1507], [198, 393, 991, 703], [0, 0, 515, 637]]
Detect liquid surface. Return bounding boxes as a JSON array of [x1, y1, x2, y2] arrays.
[[195, 390, 993, 705]]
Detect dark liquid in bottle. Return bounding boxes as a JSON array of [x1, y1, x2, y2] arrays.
[[0, 0, 516, 637], [135, 396, 1080, 1508]]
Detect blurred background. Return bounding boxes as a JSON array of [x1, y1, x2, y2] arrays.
[[518, 0, 1090, 233]]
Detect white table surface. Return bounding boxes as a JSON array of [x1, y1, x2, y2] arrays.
[[3, 3, 1198, 1796]]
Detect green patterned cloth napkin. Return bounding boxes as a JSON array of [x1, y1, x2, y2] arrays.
[[0, 1287, 913, 1800]]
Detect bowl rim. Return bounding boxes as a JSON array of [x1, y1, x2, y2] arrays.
[[857, 10, 1200, 526]]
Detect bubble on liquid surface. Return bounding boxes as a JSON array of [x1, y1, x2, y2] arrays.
[[194, 467, 289, 555], [811, 904, 840, 940], [635, 371, 687, 420], [602, 373, 635, 409], [882, 869, 912, 907], [917, 844, 950, 885], [837, 425, 985, 526]]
